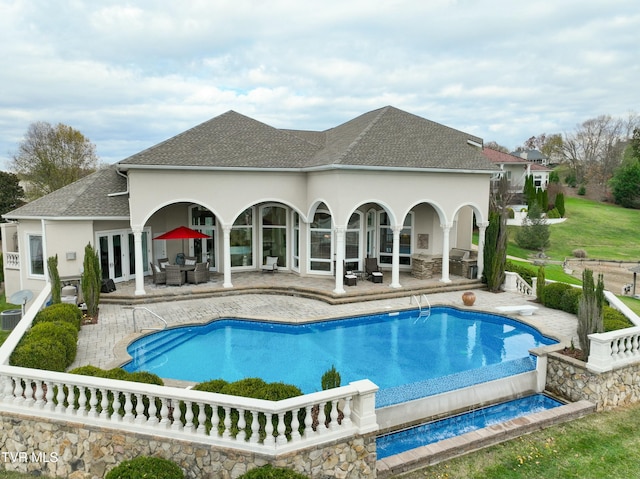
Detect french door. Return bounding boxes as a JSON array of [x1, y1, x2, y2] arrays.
[[98, 232, 125, 282]]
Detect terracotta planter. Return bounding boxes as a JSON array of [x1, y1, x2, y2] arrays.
[[462, 291, 476, 306]]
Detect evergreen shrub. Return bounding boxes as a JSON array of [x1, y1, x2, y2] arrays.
[[604, 306, 634, 331], [105, 456, 184, 479], [546, 208, 561, 218], [28, 321, 78, 365], [572, 249, 588, 258], [559, 288, 582, 314], [540, 282, 573, 310], [10, 337, 67, 371], [505, 261, 534, 285], [33, 303, 82, 331]]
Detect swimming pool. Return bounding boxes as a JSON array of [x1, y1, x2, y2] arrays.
[[376, 393, 564, 459], [124, 306, 556, 402]]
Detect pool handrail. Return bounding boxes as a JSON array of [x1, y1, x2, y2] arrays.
[[132, 306, 168, 332]]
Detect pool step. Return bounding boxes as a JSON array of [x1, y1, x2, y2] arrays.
[[127, 330, 199, 367], [376, 399, 595, 478]]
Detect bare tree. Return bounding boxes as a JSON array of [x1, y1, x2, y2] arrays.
[[562, 113, 639, 187], [11, 121, 99, 200]]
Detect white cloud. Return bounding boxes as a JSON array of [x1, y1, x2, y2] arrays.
[[0, 0, 638, 167]]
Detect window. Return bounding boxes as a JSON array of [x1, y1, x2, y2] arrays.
[[262, 205, 287, 267], [191, 205, 216, 268], [378, 212, 413, 266], [292, 212, 300, 270], [28, 234, 44, 277], [310, 209, 332, 272], [345, 212, 362, 271], [231, 208, 253, 267]]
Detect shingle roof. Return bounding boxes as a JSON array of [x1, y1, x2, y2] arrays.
[[483, 148, 551, 171], [3, 166, 129, 219], [120, 106, 498, 172]]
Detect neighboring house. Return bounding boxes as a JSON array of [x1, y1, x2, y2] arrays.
[[1, 106, 499, 299], [511, 148, 549, 166], [484, 148, 551, 193]]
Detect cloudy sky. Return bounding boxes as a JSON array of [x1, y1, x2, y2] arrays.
[[1, 0, 638, 167]]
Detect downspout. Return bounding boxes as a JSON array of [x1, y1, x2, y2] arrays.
[[41, 219, 49, 282], [108, 168, 130, 197]]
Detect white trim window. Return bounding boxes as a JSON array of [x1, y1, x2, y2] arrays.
[[345, 211, 362, 271], [292, 211, 300, 271], [261, 205, 287, 268], [231, 208, 253, 268], [309, 209, 332, 273], [378, 212, 413, 266], [28, 234, 45, 277]]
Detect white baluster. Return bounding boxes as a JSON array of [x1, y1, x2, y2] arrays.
[[290, 408, 301, 441], [236, 408, 246, 441], [13, 376, 24, 405], [329, 401, 339, 430], [24, 378, 35, 406], [112, 391, 122, 422], [159, 398, 170, 427], [44, 381, 56, 411], [1, 376, 14, 402], [171, 400, 183, 431], [341, 396, 352, 427], [222, 406, 231, 438], [62, 382, 73, 413], [210, 404, 220, 437], [135, 393, 146, 424], [183, 401, 194, 433], [263, 413, 274, 446], [611, 339, 620, 360], [123, 392, 134, 422], [633, 334, 640, 357], [317, 402, 327, 433], [249, 411, 260, 443], [88, 387, 99, 418], [34, 381, 45, 408], [147, 395, 158, 425], [100, 388, 110, 420], [55, 382, 66, 413], [196, 402, 206, 434], [276, 412, 287, 445], [304, 405, 313, 437]]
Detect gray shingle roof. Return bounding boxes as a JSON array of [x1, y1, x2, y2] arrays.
[[3, 166, 129, 219]]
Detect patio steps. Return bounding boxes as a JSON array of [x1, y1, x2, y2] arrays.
[[100, 277, 487, 306]]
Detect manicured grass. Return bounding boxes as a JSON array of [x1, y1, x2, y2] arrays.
[[0, 292, 19, 313], [618, 295, 640, 316], [399, 401, 640, 479], [508, 197, 640, 262], [0, 472, 53, 479]]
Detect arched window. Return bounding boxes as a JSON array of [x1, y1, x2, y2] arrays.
[[261, 205, 287, 267], [231, 208, 253, 267], [379, 212, 413, 266], [345, 211, 362, 271]]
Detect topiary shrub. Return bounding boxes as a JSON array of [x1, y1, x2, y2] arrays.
[[28, 321, 78, 365], [221, 378, 269, 398], [33, 303, 82, 331], [540, 282, 573, 310], [10, 337, 68, 371], [546, 208, 561, 219], [192, 379, 229, 394], [105, 456, 184, 479], [239, 465, 308, 479]]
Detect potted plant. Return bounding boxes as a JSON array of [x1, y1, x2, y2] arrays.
[[80, 243, 102, 323]]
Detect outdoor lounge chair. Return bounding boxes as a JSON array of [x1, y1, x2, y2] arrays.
[[150, 262, 167, 285], [165, 264, 185, 286], [261, 256, 279, 273], [187, 262, 209, 284], [365, 257, 383, 283]]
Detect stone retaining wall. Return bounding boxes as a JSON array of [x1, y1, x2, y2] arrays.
[[546, 351, 640, 411], [0, 412, 377, 479]]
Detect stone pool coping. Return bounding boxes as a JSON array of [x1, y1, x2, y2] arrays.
[[376, 399, 595, 478]]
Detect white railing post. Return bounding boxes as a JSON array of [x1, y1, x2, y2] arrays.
[[347, 379, 378, 433]]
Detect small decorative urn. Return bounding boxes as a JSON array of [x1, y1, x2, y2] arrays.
[[462, 291, 476, 306]]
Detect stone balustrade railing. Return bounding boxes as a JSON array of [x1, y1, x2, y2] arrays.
[[0, 365, 378, 455], [4, 251, 20, 269], [0, 283, 379, 457], [502, 271, 537, 298]]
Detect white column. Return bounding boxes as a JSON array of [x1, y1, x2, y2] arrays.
[[132, 226, 146, 296], [476, 222, 488, 280], [222, 225, 233, 288], [440, 223, 452, 283], [333, 227, 345, 294], [390, 225, 402, 288]]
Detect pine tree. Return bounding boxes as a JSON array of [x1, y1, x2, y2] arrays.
[[81, 243, 102, 318], [555, 192, 565, 217], [515, 202, 550, 251]]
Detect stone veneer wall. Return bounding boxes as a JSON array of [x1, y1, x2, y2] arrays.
[[546, 351, 640, 411], [0, 412, 377, 479]]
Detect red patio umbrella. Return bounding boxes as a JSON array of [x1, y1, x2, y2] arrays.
[[154, 226, 210, 260]]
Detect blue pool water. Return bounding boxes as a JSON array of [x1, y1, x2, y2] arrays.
[[376, 393, 564, 459], [124, 307, 556, 403]]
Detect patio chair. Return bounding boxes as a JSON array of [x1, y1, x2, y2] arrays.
[[343, 261, 357, 286], [150, 262, 167, 285], [365, 257, 384, 283], [183, 256, 198, 267], [165, 264, 185, 286], [157, 258, 170, 271], [261, 256, 279, 273], [187, 262, 210, 284]]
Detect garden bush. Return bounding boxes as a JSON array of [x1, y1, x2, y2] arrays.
[[572, 249, 588, 258], [546, 207, 561, 219], [33, 303, 82, 331], [559, 287, 582, 315], [28, 321, 78, 365], [239, 465, 308, 479], [604, 306, 634, 331], [321, 365, 341, 390], [505, 261, 534, 285], [540, 282, 573, 310], [10, 337, 68, 371], [105, 456, 183, 479], [192, 378, 229, 394], [578, 185, 586, 195]]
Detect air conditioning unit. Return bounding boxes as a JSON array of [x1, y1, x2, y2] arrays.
[[1, 309, 22, 331]]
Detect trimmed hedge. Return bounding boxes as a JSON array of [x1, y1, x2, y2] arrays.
[[540, 282, 573, 310], [68, 366, 164, 385], [106, 456, 183, 479], [604, 306, 635, 331], [10, 337, 68, 372], [28, 321, 78, 365], [33, 303, 82, 331], [239, 465, 308, 479]]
